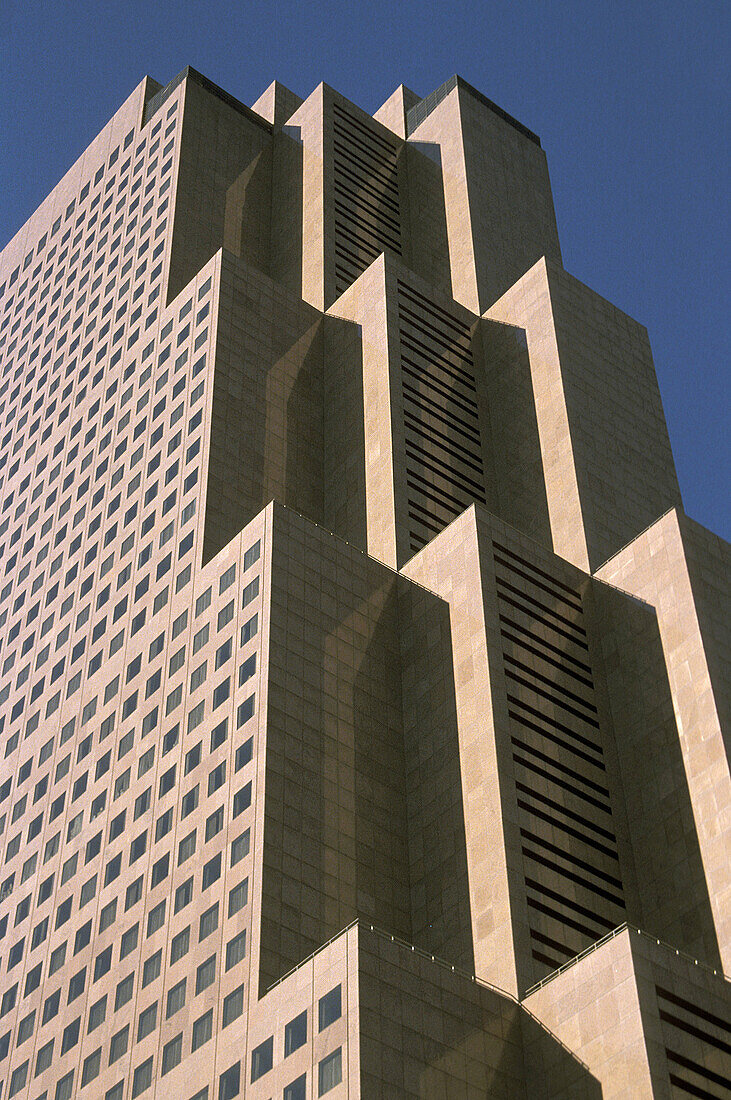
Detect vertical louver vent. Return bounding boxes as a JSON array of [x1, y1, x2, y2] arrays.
[[332, 102, 402, 296], [492, 541, 627, 977], [397, 281, 486, 553]]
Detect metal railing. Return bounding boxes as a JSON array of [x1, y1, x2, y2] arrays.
[[524, 922, 729, 997]]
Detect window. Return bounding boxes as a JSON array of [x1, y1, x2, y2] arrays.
[[233, 781, 251, 817], [251, 1036, 273, 1082], [192, 1008, 213, 1051], [43, 988, 61, 1024], [238, 653, 256, 686], [9, 1061, 28, 1097], [81, 1047, 102, 1086], [88, 993, 107, 1032], [222, 983, 244, 1027], [244, 540, 260, 570], [196, 953, 216, 994], [161, 1032, 183, 1075], [150, 852, 169, 887], [192, 623, 209, 654], [170, 925, 190, 964], [219, 1062, 241, 1100], [131, 1056, 153, 1097], [147, 898, 166, 937], [237, 697, 254, 728], [166, 977, 186, 1018], [181, 784, 199, 818], [109, 1024, 129, 1063], [142, 949, 161, 987], [120, 923, 139, 959], [94, 944, 113, 979], [174, 876, 193, 913], [126, 875, 143, 910], [185, 741, 202, 774], [206, 805, 224, 841], [17, 1010, 35, 1045], [68, 966, 86, 1002], [130, 830, 148, 863], [318, 1048, 342, 1095], [137, 1001, 157, 1041], [178, 829, 197, 865], [115, 973, 134, 1010], [284, 1076, 307, 1100], [319, 985, 342, 1031], [285, 1010, 307, 1056], [199, 902, 219, 941], [242, 576, 259, 608], [200, 849, 222, 895], [230, 831, 250, 866], [56, 1070, 75, 1100], [99, 898, 117, 933], [215, 638, 232, 669], [153, 805, 171, 836], [217, 601, 234, 630], [241, 612, 257, 644], [228, 877, 248, 917], [225, 929, 247, 971], [37, 1041, 57, 1078]]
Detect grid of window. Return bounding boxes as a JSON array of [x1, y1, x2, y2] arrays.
[[0, 83, 265, 1100]]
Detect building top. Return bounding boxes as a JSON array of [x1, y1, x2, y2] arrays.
[[405, 73, 542, 145]]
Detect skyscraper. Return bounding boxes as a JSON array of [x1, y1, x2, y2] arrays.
[[0, 64, 728, 1098]]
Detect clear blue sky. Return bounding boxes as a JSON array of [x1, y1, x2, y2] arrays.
[[2, 0, 729, 540]]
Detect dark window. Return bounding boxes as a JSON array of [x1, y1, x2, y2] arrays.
[[319, 985, 342, 1031], [219, 1061, 241, 1100], [192, 1009, 213, 1051], [318, 1048, 342, 1095], [285, 1010, 307, 1056], [251, 1036, 273, 1082], [284, 1075, 306, 1100]]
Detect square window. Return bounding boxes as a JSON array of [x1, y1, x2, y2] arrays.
[[196, 953, 216, 994], [142, 949, 161, 987], [228, 877, 248, 917], [318, 1048, 342, 1095], [192, 1008, 213, 1051], [166, 977, 186, 1019], [88, 993, 107, 1032], [319, 985, 342, 1032], [161, 1031, 183, 1075], [284, 1075, 307, 1100], [222, 983, 244, 1027], [174, 877, 193, 914], [170, 925, 190, 964], [285, 1010, 307, 1056], [131, 1055, 153, 1098], [219, 1061, 241, 1100], [137, 1001, 157, 1042], [109, 1024, 129, 1064], [251, 1035, 273, 1082], [115, 973, 134, 1010], [199, 901, 219, 940], [226, 929, 247, 971], [81, 1047, 102, 1086]]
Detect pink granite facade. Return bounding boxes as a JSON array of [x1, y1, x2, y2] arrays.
[[0, 67, 727, 1099]]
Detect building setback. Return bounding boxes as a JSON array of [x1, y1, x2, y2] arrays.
[[0, 66, 728, 1099]]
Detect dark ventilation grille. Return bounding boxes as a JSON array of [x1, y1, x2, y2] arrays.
[[492, 541, 627, 977], [406, 74, 541, 147], [397, 281, 485, 553], [332, 103, 402, 297], [655, 986, 731, 1099]]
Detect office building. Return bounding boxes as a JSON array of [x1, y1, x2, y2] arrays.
[[0, 66, 728, 1098]]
